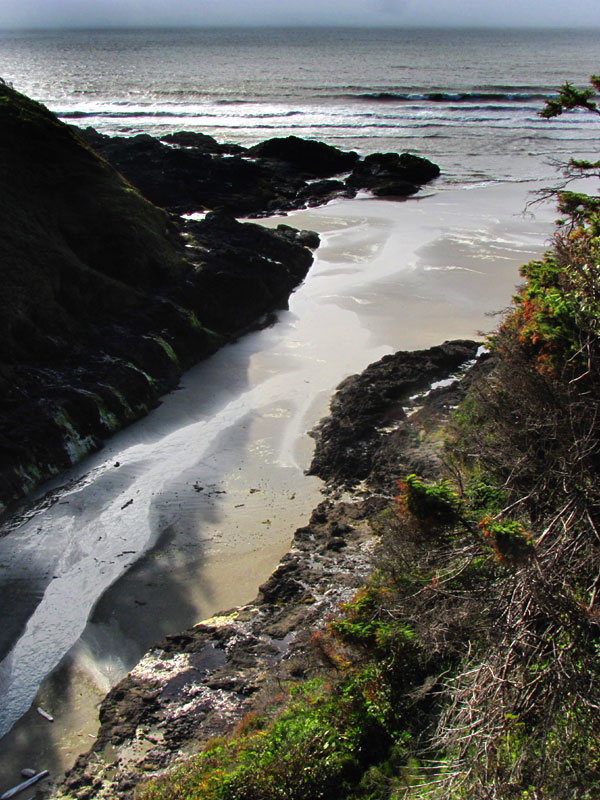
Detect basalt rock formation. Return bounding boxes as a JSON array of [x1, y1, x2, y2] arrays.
[[308, 340, 480, 491], [247, 134, 359, 178], [0, 84, 317, 510], [347, 151, 441, 196], [78, 127, 300, 216], [77, 130, 440, 216]]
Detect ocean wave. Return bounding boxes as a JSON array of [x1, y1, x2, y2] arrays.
[[59, 107, 596, 138], [60, 112, 591, 135], [60, 110, 184, 119], [58, 109, 304, 120], [350, 91, 553, 102]]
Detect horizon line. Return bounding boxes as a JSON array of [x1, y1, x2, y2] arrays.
[[1, 23, 599, 32]]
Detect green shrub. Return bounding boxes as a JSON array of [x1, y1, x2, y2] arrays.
[[397, 474, 461, 524]]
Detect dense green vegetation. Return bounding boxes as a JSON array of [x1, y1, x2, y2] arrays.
[[138, 79, 600, 800]]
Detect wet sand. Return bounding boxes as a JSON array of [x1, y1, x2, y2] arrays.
[[0, 182, 557, 787]]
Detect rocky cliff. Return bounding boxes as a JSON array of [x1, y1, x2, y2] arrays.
[[0, 85, 316, 511]]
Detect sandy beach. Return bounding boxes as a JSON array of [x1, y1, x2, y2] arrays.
[[0, 181, 557, 782]]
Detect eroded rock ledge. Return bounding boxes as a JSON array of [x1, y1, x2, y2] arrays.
[[53, 340, 480, 799], [78, 130, 441, 216], [308, 339, 481, 491]]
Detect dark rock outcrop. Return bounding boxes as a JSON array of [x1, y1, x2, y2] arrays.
[[297, 178, 352, 206], [78, 128, 299, 216], [247, 135, 359, 178], [307, 340, 479, 491], [178, 211, 316, 334], [371, 180, 420, 198], [159, 130, 244, 154], [77, 129, 438, 217], [0, 84, 317, 510], [77, 130, 360, 217], [347, 151, 441, 195]]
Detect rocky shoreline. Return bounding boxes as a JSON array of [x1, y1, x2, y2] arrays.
[[78, 129, 440, 217], [0, 82, 440, 512], [308, 340, 481, 491], [51, 340, 481, 799]]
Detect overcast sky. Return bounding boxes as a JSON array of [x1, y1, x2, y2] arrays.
[[2, 0, 600, 30]]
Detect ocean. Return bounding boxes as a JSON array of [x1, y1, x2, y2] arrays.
[[1, 26, 599, 185]]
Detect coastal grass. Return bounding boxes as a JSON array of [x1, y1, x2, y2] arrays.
[[139, 668, 400, 800]]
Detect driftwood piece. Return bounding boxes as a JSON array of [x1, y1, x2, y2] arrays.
[[0, 770, 49, 799], [36, 707, 54, 722]]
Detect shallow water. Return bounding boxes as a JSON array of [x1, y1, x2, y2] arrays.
[[0, 181, 559, 785]]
